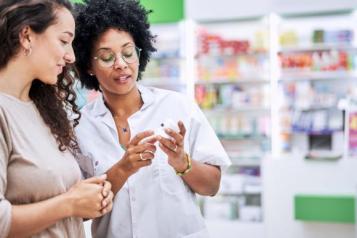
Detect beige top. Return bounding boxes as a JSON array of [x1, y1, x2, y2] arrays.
[[0, 93, 85, 238]]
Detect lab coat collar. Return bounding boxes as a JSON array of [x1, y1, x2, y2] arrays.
[[137, 84, 155, 111], [91, 84, 155, 119]]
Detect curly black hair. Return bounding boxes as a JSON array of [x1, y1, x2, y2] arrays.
[[73, 0, 156, 91], [0, 0, 81, 153]]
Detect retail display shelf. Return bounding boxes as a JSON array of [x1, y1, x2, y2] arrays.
[[290, 128, 342, 135], [219, 191, 262, 196], [292, 105, 338, 111], [203, 107, 270, 114], [228, 151, 265, 157], [230, 158, 261, 167], [141, 78, 185, 85], [279, 71, 357, 80], [198, 50, 268, 58], [195, 78, 269, 85], [279, 43, 357, 53], [151, 54, 182, 60], [217, 133, 268, 140]]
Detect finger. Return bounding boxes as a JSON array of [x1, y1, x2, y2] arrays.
[[102, 181, 112, 197], [138, 135, 159, 145], [159, 142, 176, 157], [129, 130, 154, 146], [137, 158, 153, 166], [101, 190, 113, 208], [178, 121, 186, 138], [127, 143, 157, 155], [101, 193, 113, 215], [139, 150, 156, 161], [91, 211, 103, 219], [83, 174, 107, 184], [158, 136, 177, 152], [164, 128, 183, 147]]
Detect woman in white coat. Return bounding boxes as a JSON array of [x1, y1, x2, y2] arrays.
[[73, 0, 231, 237]]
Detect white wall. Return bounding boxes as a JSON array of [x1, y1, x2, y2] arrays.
[[186, 0, 270, 21], [271, 0, 357, 15], [263, 157, 357, 238]]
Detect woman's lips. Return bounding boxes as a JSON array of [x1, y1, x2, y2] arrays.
[[114, 75, 131, 84]]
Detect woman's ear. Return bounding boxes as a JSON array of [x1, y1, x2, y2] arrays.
[[19, 26, 33, 51]]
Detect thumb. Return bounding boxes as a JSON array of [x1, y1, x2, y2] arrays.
[[83, 174, 107, 184]]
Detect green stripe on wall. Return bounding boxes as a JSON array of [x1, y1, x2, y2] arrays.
[[294, 195, 355, 223], [140, 0, 184, 24], [69, 0, 184, 24]]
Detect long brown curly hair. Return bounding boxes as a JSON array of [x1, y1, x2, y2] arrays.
[[0, 0, 81, 153]]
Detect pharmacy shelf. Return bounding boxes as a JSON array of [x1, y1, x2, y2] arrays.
[[279, 71, 357, 81], [230, 159, 261, 167], [198, 50, 268, 58], [279, 43, 357, 53], [196, 78, 270, 85], [218, 134, 269, 140], [219, 191, 262, 196], [203, 107, 271, 114], [141, 78, 186, 86]]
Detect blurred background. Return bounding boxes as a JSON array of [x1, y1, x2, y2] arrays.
[[72, 0, 357, 237]]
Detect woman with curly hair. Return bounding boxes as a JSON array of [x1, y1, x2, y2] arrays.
[[0, 0, 114, 237], [74, 0, 230, 237]]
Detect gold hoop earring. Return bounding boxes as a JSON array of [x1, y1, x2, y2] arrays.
[[25, 46, 32, 56]]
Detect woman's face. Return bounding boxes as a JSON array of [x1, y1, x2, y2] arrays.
[[30, 7, 75, 84], [89, 28, 140, 97]]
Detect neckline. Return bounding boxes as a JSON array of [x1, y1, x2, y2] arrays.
[[0, 91, 34, 106]]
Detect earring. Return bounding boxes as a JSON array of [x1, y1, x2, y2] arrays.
[[25, 46, 32, 56], [89, 73, 94, 76]]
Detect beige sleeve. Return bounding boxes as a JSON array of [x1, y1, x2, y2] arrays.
[[0, 108, 12, 238]]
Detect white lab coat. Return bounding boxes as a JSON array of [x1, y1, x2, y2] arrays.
[[75, 84, 231, 238]]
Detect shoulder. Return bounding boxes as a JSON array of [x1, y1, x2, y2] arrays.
[[143, 86, 193, 107], [76, 97, 103, 132], [80, 98, 99, 116], [0, 96, 12, 128]]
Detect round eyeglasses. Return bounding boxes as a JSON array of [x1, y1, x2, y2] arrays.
[[93, 45, 141, 68]]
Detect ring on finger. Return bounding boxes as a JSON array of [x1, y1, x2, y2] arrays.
[[139, 153, 145, 161], [172, 144, 178, 152], [143, 150, 155, 157], [140, 150, 155, 161]]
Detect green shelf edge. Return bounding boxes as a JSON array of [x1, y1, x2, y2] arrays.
[[294, 194, 355, 223]]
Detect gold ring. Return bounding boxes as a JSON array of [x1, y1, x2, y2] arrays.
[[139, 153, 145, 161], [143, 150, 155, 156], [140, 150, 155, 161]]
